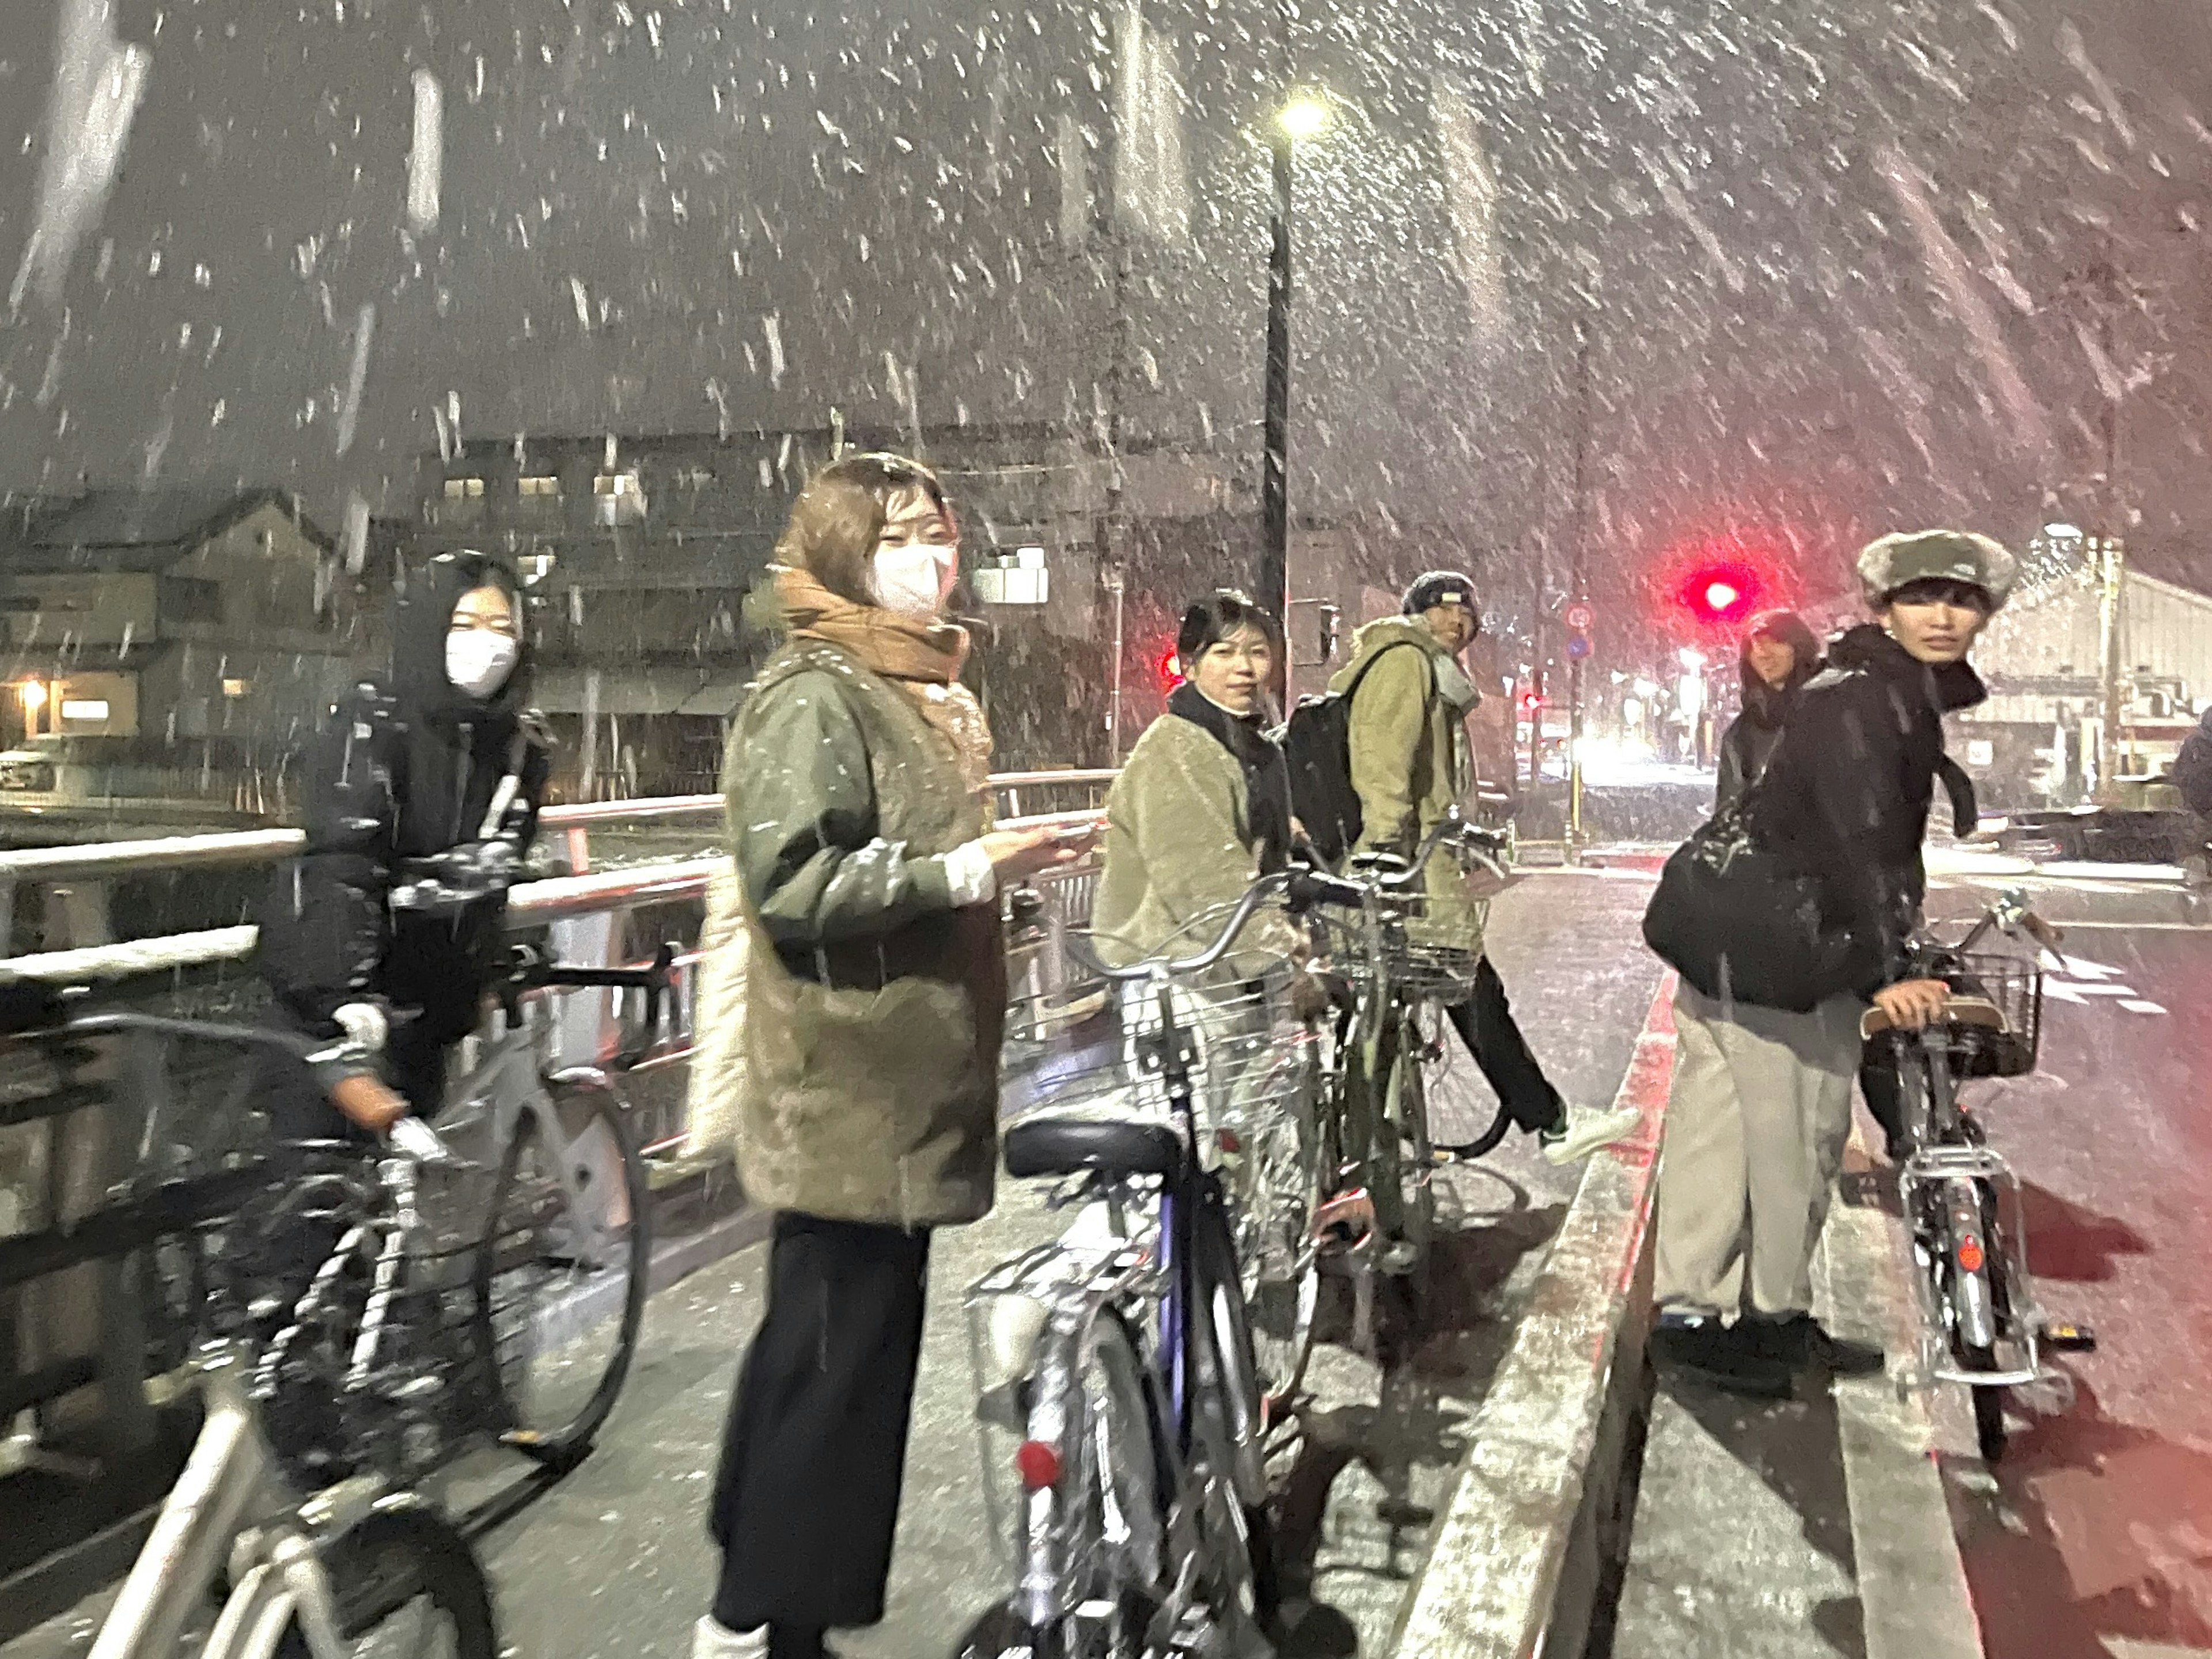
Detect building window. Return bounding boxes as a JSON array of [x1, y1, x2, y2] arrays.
[[518, 475, 562, 497], [670, 466, 715, 488], [222, 677, 249, 698], [60, 698, 110, 723], [160, 577, 224, 623], [443, 477, 487, 500], [593, 471, 646, 525]]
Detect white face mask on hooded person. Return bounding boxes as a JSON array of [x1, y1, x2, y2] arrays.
[[871, 543, 956, 621], [446, 629, 520, 698]]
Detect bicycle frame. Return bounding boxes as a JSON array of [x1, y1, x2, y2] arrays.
[[431, 1008, 623, 1274], [89, 1338, 402, 1659], [1895, 1032, 2052, 1393]]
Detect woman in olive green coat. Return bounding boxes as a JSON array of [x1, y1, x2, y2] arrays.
[[692, 454, 1090, 1659], [1093, 590, 1301, 967]]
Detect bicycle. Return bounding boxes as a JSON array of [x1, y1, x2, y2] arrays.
[[388, 852, 666, 1468], [1862, 888, 2097, 1464], [959, 870, 1354, 1659], [1, 1005, 501, 1659], [1304, 815, 1513, 1277]]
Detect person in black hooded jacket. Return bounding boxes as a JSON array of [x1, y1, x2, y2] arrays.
[[1714, 610, 1822, 810], [256, 550, 549, 1139], [1651, 530, 2014, 1398]]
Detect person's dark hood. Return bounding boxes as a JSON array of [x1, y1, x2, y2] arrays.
[[1737, 611, 1824, 729], [1824, 623, 1986, 714], [389, 551, 533, 726]]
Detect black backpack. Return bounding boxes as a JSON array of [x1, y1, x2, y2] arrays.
[[1276, 642, 1427, 866]]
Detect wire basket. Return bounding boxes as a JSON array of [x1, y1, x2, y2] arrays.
[[1308, 907, 1484, 1003], [1937, 953, 2044, 1078], [1002, 909, 1319, 1169], [214, 1145, 506, 1489]]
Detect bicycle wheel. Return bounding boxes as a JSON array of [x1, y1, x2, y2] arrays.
[[1224, 1087, 1321, 1412], [268, 1509, 497, 1659], [473, 1077, 649, 1466], [1190, 1195, 1282, 1630], [1388, 1010, 1437, 1261], [997, 1309, 1166, 1659], [1964, 1347, 2008, 1464]]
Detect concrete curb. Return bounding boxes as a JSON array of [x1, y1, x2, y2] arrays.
[[1821, 1169, 1987, 1659], [1388, 975, 1677, 1659]]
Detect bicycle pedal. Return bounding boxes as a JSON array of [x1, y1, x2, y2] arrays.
[[2042, 1321, 2097, 1353]]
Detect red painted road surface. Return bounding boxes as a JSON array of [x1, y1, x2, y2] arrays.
[[1938, 928, 2212, 1658]]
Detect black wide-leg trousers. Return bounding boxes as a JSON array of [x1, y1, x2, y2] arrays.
[[709, 1211, 932, 1634]]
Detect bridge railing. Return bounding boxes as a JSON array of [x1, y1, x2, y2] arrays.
[[0, 768, 1115, 964], [0, 772, 1113, 1484]]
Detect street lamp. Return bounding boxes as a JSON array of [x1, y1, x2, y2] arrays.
[[1259, 89, 1332, 677]]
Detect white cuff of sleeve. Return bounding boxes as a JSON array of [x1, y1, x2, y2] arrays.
[[944, 840, 999, 908]]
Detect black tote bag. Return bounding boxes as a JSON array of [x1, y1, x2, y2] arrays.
[[1641, 801, 1870, 1013]]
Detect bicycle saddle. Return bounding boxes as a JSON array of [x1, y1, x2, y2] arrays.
[[1003, 1116, 1187, 1183]]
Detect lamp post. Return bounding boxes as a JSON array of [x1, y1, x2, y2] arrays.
[[1260, 92, 1330, 669]]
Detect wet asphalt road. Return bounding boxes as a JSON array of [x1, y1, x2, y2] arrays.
[[1918, 870, 2212, 1659]]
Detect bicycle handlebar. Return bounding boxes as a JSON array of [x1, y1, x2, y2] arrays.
[[1351, 813, 1510, 892], [44, 1009, 370, 1077]]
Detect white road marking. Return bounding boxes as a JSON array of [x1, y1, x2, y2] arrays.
[[2119, 999, 2168, 1016]]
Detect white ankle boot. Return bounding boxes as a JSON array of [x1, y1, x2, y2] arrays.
[[690, 1618, 770, 1658]]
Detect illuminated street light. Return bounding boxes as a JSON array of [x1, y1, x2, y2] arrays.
[[1278, 92, 1332, 142], [1704, 581, 1740, 614], [1260, 85, 1336, 692]]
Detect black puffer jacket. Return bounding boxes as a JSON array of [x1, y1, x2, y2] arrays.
[[1749, 624, 1984, 989], [256, 552, 548, 1046]]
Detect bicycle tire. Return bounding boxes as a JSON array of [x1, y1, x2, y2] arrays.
[[1965, 1347, 2008, 1464], [265, 1508, 497, 1659], [472, 1078, 649, 1467], [1390, 1010, 1437, 1262], [1224, 1077, 1321, 1411], [999, 1308, 1165, 1658], [1189, 1194, 1282, 1636], [1450, 1093, 1516, 1161]]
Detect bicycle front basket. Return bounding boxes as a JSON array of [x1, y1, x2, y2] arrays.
[[1942, 953, 2043, 1079]]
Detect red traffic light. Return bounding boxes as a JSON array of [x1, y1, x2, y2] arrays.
[[1518, 690, 1543, 717], [1156, 644, 1184, 691], [1650, 531, 1798, 635]]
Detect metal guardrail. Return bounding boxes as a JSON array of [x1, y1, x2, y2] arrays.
[[0, 772, 1114, 984], [0, 772, 1111, 886]]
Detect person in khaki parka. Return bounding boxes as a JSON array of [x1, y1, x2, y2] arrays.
[[690, 455, 1093, 1659], [1336, 570, 1639, 1166]]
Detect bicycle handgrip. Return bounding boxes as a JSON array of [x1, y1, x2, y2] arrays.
[[1286, 866, 1368, 912]]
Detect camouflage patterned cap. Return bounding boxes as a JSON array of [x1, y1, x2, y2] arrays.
[[1856, 530, 2018, 611]]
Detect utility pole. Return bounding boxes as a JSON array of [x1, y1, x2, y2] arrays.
[[1259, 123, 1294, 656], [2059, 235, 2138, 803], [1566, 313, 1592, 851]]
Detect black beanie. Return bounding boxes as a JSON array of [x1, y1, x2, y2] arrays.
[[1402, 570, 1480, 616]]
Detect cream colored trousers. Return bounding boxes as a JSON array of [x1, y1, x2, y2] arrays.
[[1652, 982, 1862, 1320]]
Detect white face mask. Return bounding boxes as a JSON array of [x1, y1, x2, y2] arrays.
[[871, 544, 956, 620], [446, 630, 519, 698]]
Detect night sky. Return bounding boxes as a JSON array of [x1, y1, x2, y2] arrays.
[[3, 0, 2209, 627]]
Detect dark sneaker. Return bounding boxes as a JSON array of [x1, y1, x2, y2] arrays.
[[1745, 1313, 1885, 1378], [1650, 1316, 1795, 1399]]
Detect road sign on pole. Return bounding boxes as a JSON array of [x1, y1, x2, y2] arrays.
[[1564, 601, 1594, 634], [1566, 634, 1592, 661]]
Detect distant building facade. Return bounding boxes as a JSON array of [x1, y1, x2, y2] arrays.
[[410, 425, 1319, 793], [1953, 543, 2212, 808], [0, 488, 363, 817]]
